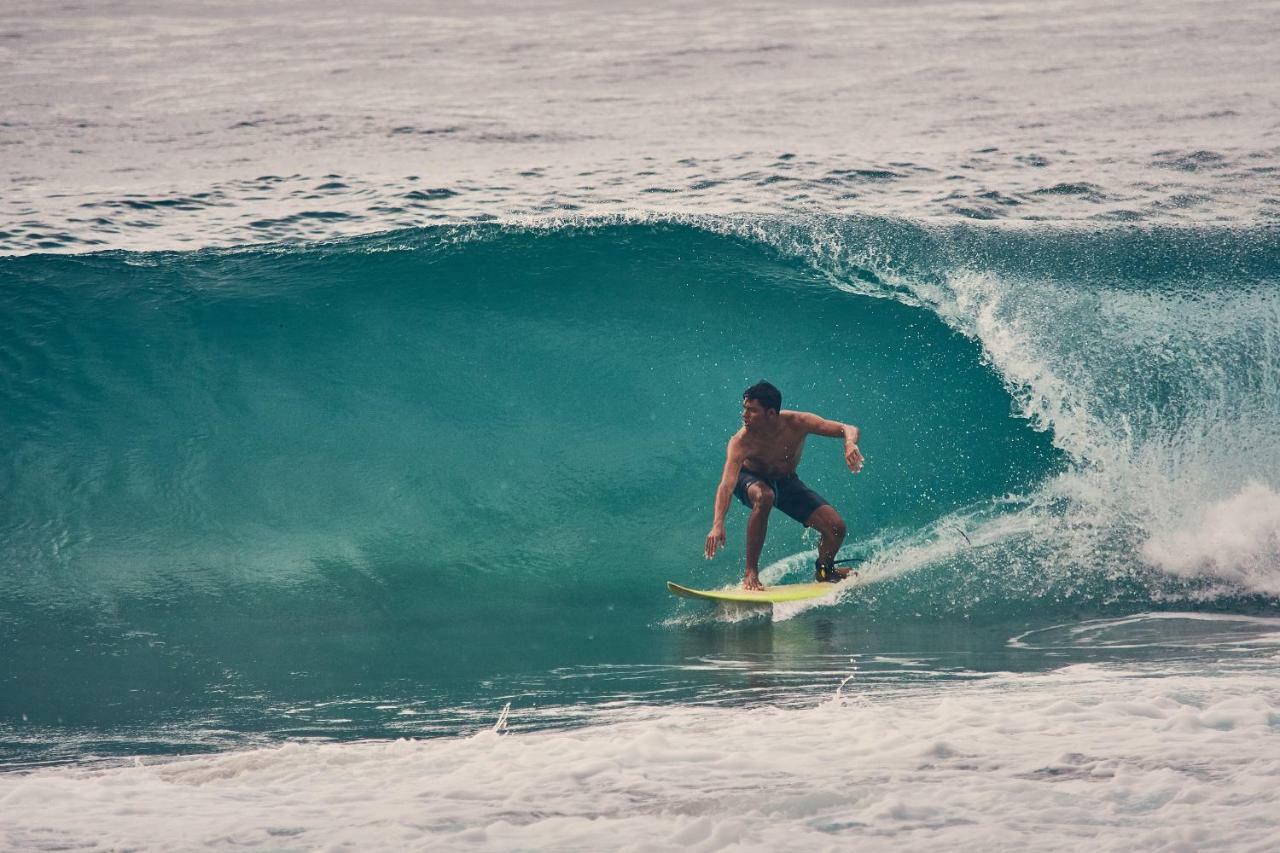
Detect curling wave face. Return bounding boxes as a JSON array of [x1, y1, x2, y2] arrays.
[[3, 216, 1279, 767]]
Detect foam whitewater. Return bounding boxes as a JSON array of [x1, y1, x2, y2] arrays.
[[3, 639, 1279, 851]]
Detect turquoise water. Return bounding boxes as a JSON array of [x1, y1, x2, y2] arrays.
[[4, 219, 1278, 767]]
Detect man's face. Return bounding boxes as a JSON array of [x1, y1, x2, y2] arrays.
[[741, 398, 774, 430]]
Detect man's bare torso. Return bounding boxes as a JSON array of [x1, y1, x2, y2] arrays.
[[732, 410, 811, 478]]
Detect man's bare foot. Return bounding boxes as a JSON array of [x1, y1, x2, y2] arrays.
[[743, 571, 765, 591]]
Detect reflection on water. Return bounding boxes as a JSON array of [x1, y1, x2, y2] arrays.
[[7, 610, 1279, 770]]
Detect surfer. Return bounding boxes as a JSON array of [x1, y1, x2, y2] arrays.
[[704, 381, 864, 590]]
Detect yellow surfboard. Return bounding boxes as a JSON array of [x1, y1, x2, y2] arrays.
[[666, 580, 845, 604]]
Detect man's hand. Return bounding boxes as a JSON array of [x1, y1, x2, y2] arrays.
[[845, 442, 864, 473], [704, 523, 726, 559]]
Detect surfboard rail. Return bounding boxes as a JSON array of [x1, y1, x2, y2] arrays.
[[665, 580, 845, 604]]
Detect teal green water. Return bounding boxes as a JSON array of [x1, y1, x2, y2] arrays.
[[3, 220, 1278, 765]]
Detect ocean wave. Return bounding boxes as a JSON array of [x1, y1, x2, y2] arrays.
[[4, 218, 1280, 609]]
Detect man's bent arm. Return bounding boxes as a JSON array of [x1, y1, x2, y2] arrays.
[[797, 412, 863, 472]]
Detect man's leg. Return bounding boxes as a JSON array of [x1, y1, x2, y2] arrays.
[[743, 482, 775, 590], [806, 505, 849, 579]]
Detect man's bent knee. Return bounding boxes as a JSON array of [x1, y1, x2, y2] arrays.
[[807, 506, 845, 538]]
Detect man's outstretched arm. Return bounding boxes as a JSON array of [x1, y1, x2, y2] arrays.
[[797, 412, 863, 473], [705, 438, 745, 558]]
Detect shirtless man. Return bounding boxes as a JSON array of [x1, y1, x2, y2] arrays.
[[704, 381, 864, 590]]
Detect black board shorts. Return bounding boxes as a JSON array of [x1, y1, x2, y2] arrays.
[[733, 468, 830, 526]]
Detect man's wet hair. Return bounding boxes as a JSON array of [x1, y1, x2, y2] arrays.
[[743, 380, 782, 413]]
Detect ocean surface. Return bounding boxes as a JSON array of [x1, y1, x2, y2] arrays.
[[2, 0, 1280, 849]]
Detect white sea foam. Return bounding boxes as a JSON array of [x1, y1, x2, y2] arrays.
[[2, 662, 1276, 851], [1142, 482, 1280, 594]]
